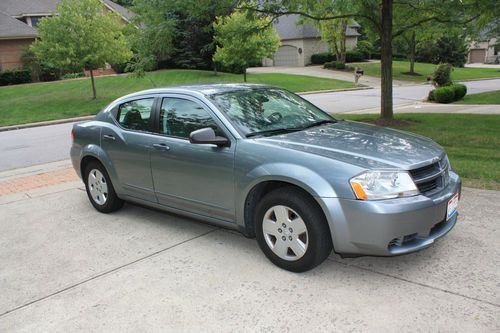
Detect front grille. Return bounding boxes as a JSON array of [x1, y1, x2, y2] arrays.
[[409, 157, 449, 195]]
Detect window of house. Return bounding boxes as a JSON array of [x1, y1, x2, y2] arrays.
[[29, 16, 46, 27], [117, 98, 154, 131], [159, 98, 223, 138]]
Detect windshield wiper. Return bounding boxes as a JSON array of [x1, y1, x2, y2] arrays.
[[300, 119, 337, 130], [246, 128, 302, 138]]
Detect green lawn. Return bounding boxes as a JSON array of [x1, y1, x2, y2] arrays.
[[357, 61, 500, 82], [0, 69, 355, 126], [340, 113, 500, 191], [454, 90, 500, 104]]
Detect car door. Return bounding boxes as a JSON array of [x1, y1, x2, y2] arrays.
[[101, 96, 158, 203], [149, 94, 236, 222]]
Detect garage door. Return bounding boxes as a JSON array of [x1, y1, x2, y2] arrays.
[[469, 49, 486, 63], [274, 45, 299, 66]]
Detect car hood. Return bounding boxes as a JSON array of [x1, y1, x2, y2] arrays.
[[257, 120, 444, 170]]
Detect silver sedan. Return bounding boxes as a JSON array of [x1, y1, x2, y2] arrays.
[[71, 84, 461, 272]]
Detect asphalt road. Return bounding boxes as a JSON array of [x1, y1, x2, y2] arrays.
[[305, 78, 500, 113], [0, 122, 74, 172], [0, 182, 498, 332], [1, 79, 499, 172]]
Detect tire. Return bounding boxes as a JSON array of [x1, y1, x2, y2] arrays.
[[84, 161, 124, 213], [255, 186, 333, 272]]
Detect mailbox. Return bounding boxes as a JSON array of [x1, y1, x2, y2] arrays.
[[355, 68, 364, 75]]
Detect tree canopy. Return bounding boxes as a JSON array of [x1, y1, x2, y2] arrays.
[[31, 0, 132, 99], [238, 0, 486, 120], [213, 10, 281, 81]]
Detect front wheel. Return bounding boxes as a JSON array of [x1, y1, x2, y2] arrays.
[[255, 187, 333, 272], [84, 161, 124, 213]]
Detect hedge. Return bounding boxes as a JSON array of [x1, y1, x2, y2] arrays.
[[345, 50, 364, 62], [311, 51, 368, 65], [430, 83, 467, 103], [311, 52, 336, 64], [324, 61, 346, 69], [0, 69, 31, 86]]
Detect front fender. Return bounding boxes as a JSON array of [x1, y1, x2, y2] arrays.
[[235, 162, 337, 228]]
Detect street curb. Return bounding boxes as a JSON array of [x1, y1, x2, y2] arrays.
[[458, 77, 500, 82], [298, 86, 373, 95], [0, 87, 373, 132], [0, 116, 95, 132]]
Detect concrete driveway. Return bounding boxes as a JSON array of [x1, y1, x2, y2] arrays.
[[0, 164, 499, 332]]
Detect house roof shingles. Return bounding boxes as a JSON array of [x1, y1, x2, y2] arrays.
[[0, 0, 132, 40], [0, 11, 37, 39]]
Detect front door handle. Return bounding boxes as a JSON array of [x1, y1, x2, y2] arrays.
[[103, 134, 115, 141], [153, 143, 170, 151]]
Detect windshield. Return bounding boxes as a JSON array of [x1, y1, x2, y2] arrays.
[[209, 88, 335, 136]]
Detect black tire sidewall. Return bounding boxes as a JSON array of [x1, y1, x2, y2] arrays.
[[84, 161, 123, 213], [255, 187, 332, 272]]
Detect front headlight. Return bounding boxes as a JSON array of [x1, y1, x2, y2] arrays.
[[350, 170, 419, 200]]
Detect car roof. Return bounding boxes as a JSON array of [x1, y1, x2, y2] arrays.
[[121, 83, 273, 99]]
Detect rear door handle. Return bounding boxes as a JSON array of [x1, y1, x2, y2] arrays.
[[103, 134, 115, 141], [153, 143, 170, 151]]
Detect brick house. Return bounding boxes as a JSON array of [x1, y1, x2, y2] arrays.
[[0, 0, 132, 72]]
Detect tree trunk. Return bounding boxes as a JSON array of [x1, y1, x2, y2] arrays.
[[340, 19, 347, 63], [89, 69, 97, 100], [380, 0, 393, 120], [409, 31, 416, 73], [243, 67, 247, 82]]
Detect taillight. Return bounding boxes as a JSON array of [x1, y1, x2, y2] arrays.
[[71, 128, 75, 144]]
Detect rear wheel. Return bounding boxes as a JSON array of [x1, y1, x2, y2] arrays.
[[255, 187, 333, 272], [84, 161, 124, 213]]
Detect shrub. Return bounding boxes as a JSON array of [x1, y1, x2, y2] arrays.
[[431, 84, 467, 103], [431, 63, 453, 87], [112, 62, 131, 74], [432, 86, 455, 103], [324, 61, 336, 68], [452, 83, 467, 100], [0, 69, 31, 86], [416, 35, 467, 67], [355, 41, 373, 59], [324, 61, 346, 70], [39, 65, 61, 82], [311, 52, 336, 64], [428, 89, 435, 101], [345, 50, 365, 62], [335, 61, 346, 69]]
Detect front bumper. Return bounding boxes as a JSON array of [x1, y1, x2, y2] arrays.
[[320, 171, 462, 256]]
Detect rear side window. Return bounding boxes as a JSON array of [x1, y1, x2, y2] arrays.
[[159, 97, 223, 138], [117, 98, 154, 131]]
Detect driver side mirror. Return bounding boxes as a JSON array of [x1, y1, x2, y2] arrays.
[[189, 127, 229, 147]]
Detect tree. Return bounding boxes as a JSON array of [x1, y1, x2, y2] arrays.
[[31, 0, 132, 99], [213, 11, 281, 82], [239, 0, 481, 120], [128, 0, 235, 73]]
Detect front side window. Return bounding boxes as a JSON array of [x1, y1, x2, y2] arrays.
[[117, 98, 154, 131], [160, 98, 223, 138], [209, 88, 334, 136]]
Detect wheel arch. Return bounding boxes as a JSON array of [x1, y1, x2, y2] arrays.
[[240, 178, 335, 244], [79, 145, 122, 195]]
